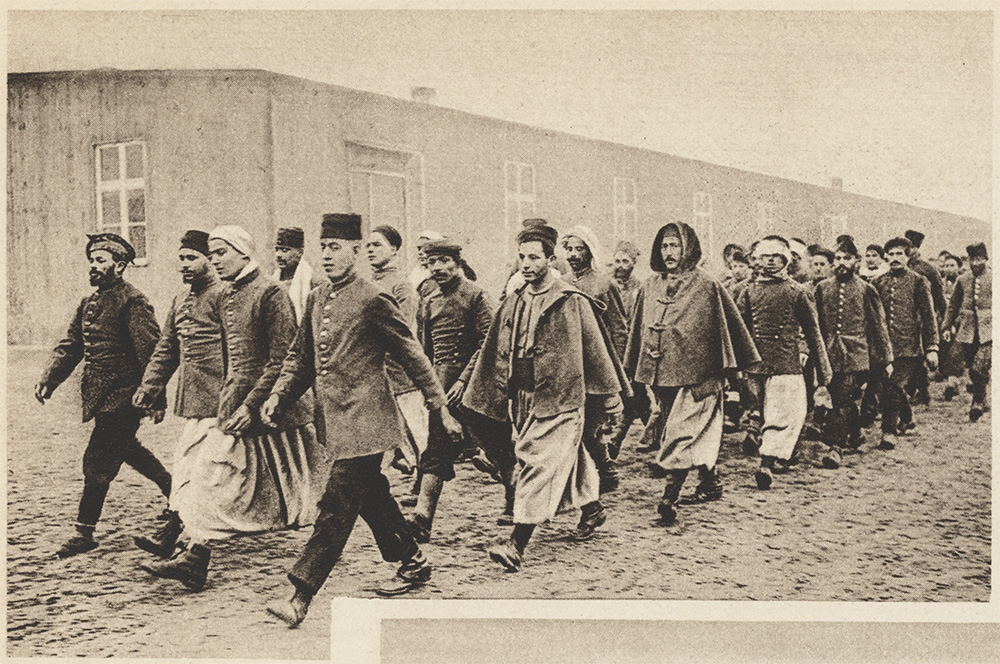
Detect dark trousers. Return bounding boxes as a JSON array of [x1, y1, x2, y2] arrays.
[[881, 357, 920, 434], [861, 368, 882, 424], [420, 364, 479, 482], [77, 409, 171, 527], [290, 453, 417, 595], [825, 372, 864, 448], [964, 340, 992, 405]]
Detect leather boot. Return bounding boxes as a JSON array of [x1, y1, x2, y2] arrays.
[[569, 501, 607, 541], [266, 586, 313, 628], [405, 474, 444, 543], [487, 538, 523, 572], [655, 470, 688, 525], [682, 465, 723, 504], [57, 523, 98, 559], [134, 510, 183, 558], [755, 456, 774, 490], [376, 548, 432, 597], [141, 543, 211, 591]]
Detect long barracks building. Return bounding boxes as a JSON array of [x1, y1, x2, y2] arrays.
[[7, 68, 989, 344]]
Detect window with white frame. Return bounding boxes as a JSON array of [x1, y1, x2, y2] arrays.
[[504, 161, 536, 242], [614, 177, 637, 240], [96, 141, 149, 264]]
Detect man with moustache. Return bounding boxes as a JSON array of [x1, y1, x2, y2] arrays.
[[613, 240, 643, 318], [404, 238, 511, 542], [273, 226, 323, 325], [36, 233, 172, 558], [874, 237, 939, 449], [624, 222, 759, 523], [814, 238, 893, 468], [263, 214, 460, 626], [132, 230, 225, 558], [464, 221, 630, 570], [904, 230, 946, 406], [141, 225, 324, 591], [942, 242, 991, 422]]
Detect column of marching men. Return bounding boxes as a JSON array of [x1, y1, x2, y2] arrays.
[[34, 216, 990, 627]]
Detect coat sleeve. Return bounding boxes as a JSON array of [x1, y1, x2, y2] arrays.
[[125, 294, 167, 410], [863, 283, 894, 367], [602, 281, 630, 361], [370, 293, 447, 410], [813, 283, 826, 337], [916, 275, 940, 352], [942, 277, 963, 333], [245, 285, 298, 411], [39, 299, 85, 390], [796, 288, 832, 385], [622, 283, 645, 378], [392, 281, 419, 333], [458, 290, 497, 385], [271, 290, 317, 408], [139, 296, 180, 399], [926, 264, 946, 322]]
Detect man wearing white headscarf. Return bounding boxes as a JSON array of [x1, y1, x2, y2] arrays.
[[140, 224, 328, 592]]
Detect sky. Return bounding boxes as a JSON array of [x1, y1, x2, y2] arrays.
[[6, 8, 993, 221]]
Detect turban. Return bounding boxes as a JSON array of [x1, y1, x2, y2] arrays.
[[755, 236, 793, 267], [209, 225, 256, 257], [904, 230, 925, 248], [180, 230, 210, 256], [788, 238, 808, 259], [563, 225, 603, 269], [321, 213, 362, 241], [275, 227, 305, 249], [423, 238, 463, 259], [86, 233, 136, 264], [372, 224, 403, 250], [967, 242, 988, 260]]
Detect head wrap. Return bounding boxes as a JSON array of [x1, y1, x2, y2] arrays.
[[884, 237, 912, 255], [371, 224, 403, 250], [321, 213, 362, 241], [967, 242, 988, 260], [788, 238, 808, 260], [209, 225, 256, 257], [86, 233, 136, 264], [275, 227, 305, 249], [650, 222, 702, 274], [180, 230, 210, 256], [417, 230, 445, 244], [423, 238, 463, 259], [904, 230, 925, 248], [562, 225, 603, 269], [615, 240, 640, 261], [517, 222, 559, 252], [755, 235, 793, 268], [866, 244, 885, 259]]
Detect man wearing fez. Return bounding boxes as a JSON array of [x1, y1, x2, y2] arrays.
[[263, 214, 461, 626], [502, 218, 572, 299], [561, 225, 629, 487], [736, 236, 830, 490], [405, 237, 511, 542], [874, 237, 939, 449], [36, 233, 172, 558], [942, 242, 991, 422], [133, 230, 225, 558], [814, 237, 893, 469], [904, 229, 945, 406], [142, 225, 325, 591], [273, 226, 323, 325], [463, 221, 630, 571], [624, 222, 759, 524]]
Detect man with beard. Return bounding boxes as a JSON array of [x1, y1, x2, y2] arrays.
[[624, 223, 759, 523], [273, 226, 324, 325], [141, 225, 325, 592], [404, 238, 511, 542], [464, 221, 629, 570], [814, 238, 893, 469], [263, 214, 460, 625], [904, 230, 946, 406], [942, 242, 991, 422], [874, 237, 939, 449], [736, 236, 830, 490], [561, 226, 630, 487], [132, 230, 224, 558], [938, 252, 967, 401], [36, 233, 172, 558]]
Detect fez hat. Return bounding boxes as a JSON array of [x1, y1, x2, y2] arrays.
[[967, 242, 988, 260], [884, 237, 912, 254], [322, 214, 362, 241], [275, 227, 305, 249], [904, 230, 925, 248], [180, 230, 210, 256], [423, 238, 463, 259], [86, 233, 136, 264], [517, 221, 558, 250], [836, 237, 859, 258], [372, 224, 403, 250]]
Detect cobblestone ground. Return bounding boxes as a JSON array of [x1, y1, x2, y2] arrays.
[[7, 348, 992, 658]]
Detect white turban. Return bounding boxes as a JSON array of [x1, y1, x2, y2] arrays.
[[755, 237, 792, 267], [563, 225, 604, 270], [209, 225, 256, 258]]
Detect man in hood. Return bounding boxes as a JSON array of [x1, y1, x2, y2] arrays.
[[624, 222, 759, 524]]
